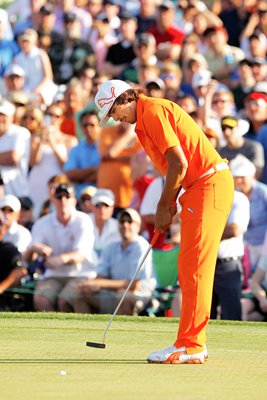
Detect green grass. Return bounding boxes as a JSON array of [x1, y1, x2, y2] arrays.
[[0, 313, 266, 400]]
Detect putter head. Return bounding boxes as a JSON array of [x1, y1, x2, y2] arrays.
[[86, 341, 106, 349]]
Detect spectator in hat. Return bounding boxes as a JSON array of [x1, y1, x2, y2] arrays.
[[103, 10, 138, 78], [180, 52, 208, 97], [0, 210, 28, 310], [0, 64, 26, 99], [78, 185, 97, 214], [14, 28, 57, 106], [64, 110, 101, 197], [219, 116, 264, 180], [247, 32, 267, 60], [24, 182, 96, 312], [38, 173, 70, 218], [0, 194, 32, 254], [148, 0, 185, 62], [229, 154, 267, 274], [121, 32, 158, 84], [0, 99, 31, 197], [90, 188, 120, 261], [88, 12, 118, 72], [203, 26, 245, 87], [250, 57, 267, 84], [73, 208, 156, 315], [36, 4, 65, 86], [0, 12, 20, 77], [145, 78, 166, 98], [55, 12, 96, 85]]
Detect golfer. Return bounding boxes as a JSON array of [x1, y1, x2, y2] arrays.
[[95, 80, 234, 364]]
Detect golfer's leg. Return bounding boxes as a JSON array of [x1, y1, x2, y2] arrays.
[[174, 172, 234, 354]]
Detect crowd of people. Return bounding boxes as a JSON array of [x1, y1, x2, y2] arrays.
[[0, 0, 267, 321]]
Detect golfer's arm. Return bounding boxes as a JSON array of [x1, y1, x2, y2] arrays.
[[158, 145, 187, 207]]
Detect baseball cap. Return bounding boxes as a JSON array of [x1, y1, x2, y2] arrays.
[[63, 12, 77, 23], [221, 116, 238, 129], [8, 91, 29, 106], [192, 70, 211, 88], [158, 0, 175, 11], [54, 183, 75, 196], [95, 79, 132, 127], [250, 57, 266, 66], [40, 4, 54, 14], [146, 78, 166, 91], [91, 189, 115, 207], [135, 33, 156, 47], [4, 64, 25, 78], [229, 155, 256, 178], [80, 185, 97, 199], [19, 28, 38, 42], [118, 208, 142, 225], [244, 91, 267, 105], [119, 10, 137, 21], [0, 194, 21, 213], [0, 99, 15, 116]]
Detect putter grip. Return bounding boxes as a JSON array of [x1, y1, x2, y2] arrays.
[[151, 230, 160, 247]]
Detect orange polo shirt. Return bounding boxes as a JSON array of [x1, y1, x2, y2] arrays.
[[135, 95, 223, 190]]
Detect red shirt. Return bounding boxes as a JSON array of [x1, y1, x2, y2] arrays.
[[148, 26, 185, 46]]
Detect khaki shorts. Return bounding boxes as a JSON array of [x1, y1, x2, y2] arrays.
[[34, 277, 85, 307]]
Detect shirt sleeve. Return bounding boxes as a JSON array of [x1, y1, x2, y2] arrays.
[[143, 103, 180, 155]]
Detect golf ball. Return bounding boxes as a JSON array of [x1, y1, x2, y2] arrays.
[[59, 370, 67, 376]]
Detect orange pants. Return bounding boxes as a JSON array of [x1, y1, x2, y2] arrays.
[[174, 170, 234, 354]]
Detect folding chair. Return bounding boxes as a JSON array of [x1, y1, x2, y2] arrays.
[[148, 245, 180, 317]]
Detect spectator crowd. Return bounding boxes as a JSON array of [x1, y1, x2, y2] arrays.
[[0, 0, 267, 321]]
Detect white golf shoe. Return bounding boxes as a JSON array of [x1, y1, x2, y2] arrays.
[[147, 344, 208, 364]]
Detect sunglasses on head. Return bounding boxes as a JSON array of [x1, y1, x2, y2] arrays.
[[54, 192, 71, 200]]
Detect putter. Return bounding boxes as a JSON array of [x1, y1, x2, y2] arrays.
[[86, 229, 160, 349]]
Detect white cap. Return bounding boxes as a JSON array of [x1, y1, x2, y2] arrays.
[[94, 80, 132, 127], [0, 100, 15, 117], [192, 70, 212, 89], [4, 64, 25, 78], [118, 208, 142, 225], [0, 194, 21, 213], [229, 154, 256, 178], [91, 189, 115, 206]]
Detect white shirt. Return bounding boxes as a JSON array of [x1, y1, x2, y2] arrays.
[[4, 222, 32, 254], [30, 209, 96, 278], [218, 191, 250, 258], [89, 215, 120, 262], [0, 124, 30, 197]]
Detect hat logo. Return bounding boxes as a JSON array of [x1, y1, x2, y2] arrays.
[[98, 86, 116, 108]]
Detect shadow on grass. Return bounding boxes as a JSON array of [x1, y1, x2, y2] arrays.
[[0, 359, 145, 364]]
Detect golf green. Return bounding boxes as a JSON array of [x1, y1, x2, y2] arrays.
[[0, 312, 266, 400]]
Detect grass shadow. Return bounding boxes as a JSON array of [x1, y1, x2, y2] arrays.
[[0, 358, 146, 365]]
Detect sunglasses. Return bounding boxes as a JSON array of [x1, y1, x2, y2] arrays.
[[22, 115, 36, 120], [81, 196, 92, 202], [1, 207, 14, 213], [54, 192, 71, 200], [95, 203, 110, 208], [221, 125, 234, 131], [119, 218, 133, 224]]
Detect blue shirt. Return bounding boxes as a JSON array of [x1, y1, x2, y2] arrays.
[[63, 140, 100, 196], [0, 40, 20, 76], [244, 180, 267, 246], [97, 235, 156, 294]]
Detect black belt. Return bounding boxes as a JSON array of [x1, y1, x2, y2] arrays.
[[217, 256, 242, 263]]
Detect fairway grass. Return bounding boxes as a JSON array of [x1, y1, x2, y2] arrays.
[[0, 313, 266, 400]]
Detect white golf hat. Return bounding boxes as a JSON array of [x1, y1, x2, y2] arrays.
[[229, 154, 256, 178], [0, 194, 21, 213], [94, 80, 132, 127], [192, 70, 212, 89], [91, 189, 115, 206], [0, 99, 15, 117], [4, 64, 25, 78]]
